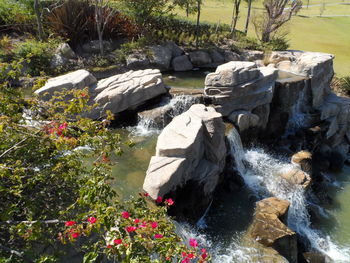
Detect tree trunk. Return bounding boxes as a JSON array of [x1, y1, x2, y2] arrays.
[[95, 2, 104, 56], [195, 0, 201, 49], [262, 31, 270, 42], [186, 2, 189, 17], [244, 0, 252, 34], [33, 0, 44, 40]]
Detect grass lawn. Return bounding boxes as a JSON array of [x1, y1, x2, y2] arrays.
[[175, 0, 350, 76]]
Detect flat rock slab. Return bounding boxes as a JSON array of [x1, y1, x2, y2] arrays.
[[35, 69, 97, 98]]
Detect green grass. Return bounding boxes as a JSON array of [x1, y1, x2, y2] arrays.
[[175, 0, 350, 76]]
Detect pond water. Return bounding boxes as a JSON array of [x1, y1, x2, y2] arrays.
[[163, 70, 212, 89]]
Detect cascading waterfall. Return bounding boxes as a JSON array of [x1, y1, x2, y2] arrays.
[[130, 94, 198, 136], [226, 127, 350, 261]]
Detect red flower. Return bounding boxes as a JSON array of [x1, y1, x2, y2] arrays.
[[143, 192, 149, 197], [154, 234, 163, 239], [81, 92, 87, 98], [126, 226, 137, 233], [121, 211, 130, 219], [201, 252, 207, 260], [189, 238, 198, 248], [166, 257, 171, 261], [187, 253, 195, 259], [201, 248, 207, 253], [106, 245, 112, 249], [113, 239, 122, 245], [181, 252, 187, 258], [71, 232, 79, 239], [151, 222, 158, 229], [134, 218, 140, 224], [165, 198, 174, 206], [181, 258, 190, 263], [156, 196, 163, 203], [87, 217, 96, 224], [65, 221, 76, 227]]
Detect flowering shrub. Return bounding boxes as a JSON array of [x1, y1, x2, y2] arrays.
[[0, 62, 209, 262]]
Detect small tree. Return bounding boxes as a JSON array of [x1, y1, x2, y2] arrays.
[[244, 0, 253, 34], [120, 0, 173, 38], [253, 0, 302, 42], [231, 0, 242, 35], [33, 0, 44, 40], [94, 0, 116, 55]]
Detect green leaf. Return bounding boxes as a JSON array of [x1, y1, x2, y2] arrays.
[[83, 252, 98, 263]]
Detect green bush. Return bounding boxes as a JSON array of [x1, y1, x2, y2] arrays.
[[0, 0, 35, 30], [264, 37, 290, 51], [13, 39, 58, 75]]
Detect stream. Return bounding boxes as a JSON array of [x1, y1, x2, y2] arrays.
[[108, 70, 350, 262]]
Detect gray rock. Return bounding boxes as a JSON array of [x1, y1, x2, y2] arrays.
[[228, 110, 260, 132], [209, 49, 225, 64], [143, 104, 226, 199], [50, 53, 68, 68], [172, 55, 193, 72], [241, 50, 264, 61], [223, 50, 241, 62], [82, 40, 112, 54], [150, 45, 172, 71], [56, 43, 76, 59], [35, 69, 97, 99], [205, 61, 260, 87], [189, 51, 212, 67], [90, 69, 167, 119], [205, 64, 278, 116], [126, 53, 150, 69], [164, 41, 184, 58]]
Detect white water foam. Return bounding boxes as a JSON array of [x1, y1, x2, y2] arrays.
[[129, 95, 198, 137]]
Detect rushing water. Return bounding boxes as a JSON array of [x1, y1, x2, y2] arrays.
[[175, 129, 350, 262]]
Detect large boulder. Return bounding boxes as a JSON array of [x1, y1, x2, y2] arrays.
[[205, 61, 278, 116], [149, 45, 173, 71], [89, 69, 167, 119], [36, 69, 167, 120], [164, 41, 184, 58], [277, 168, 311, 188], [189, 51, 212, 67], [172, 55, 193, 72], [248, 197, 298, 263], [35, 69, 97, 99], [126, 53, 150, 69], [143, 104, 226, 221]]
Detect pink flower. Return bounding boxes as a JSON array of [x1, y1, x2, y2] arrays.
[[189, 238, 198, 248], [139, 223, 147, 228], [59, 122, 68, 131], [87, 217, 96, 224], [126, 226, 137, 233], [134, 218, 140, 224], [201, 252, 207, 260], [113, 239, 122, 245], [201, 248, 207, 253], [65, 221, 76, 227], [187, 253, 195, 259], [121, 211, 130, 219], [151, 222, 158, 229], [154, 234, 163, 239], [156, 196, 163, 203], [165, 198, 174, 206], [181, 252, 187, 257], [71, 232, 79, 238], [181, 258, 190, 263]]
